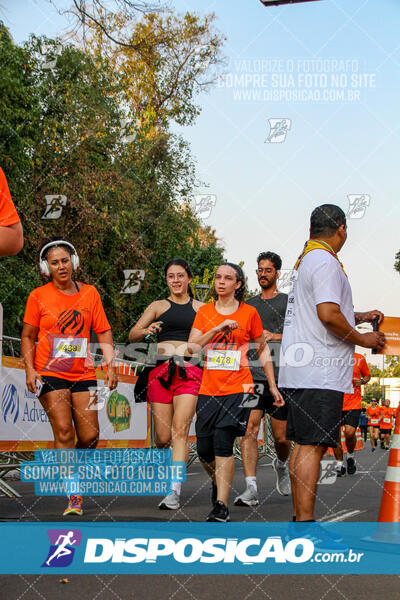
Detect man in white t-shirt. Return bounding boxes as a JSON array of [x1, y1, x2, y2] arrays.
[[279, 204, 385, 526]]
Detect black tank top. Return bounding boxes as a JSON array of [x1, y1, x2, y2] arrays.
[[157, 298, 196, 342]]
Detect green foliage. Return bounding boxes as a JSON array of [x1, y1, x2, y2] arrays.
[[367, 362, 382, 378], [384, 356, 400, 378], [363, 382, 383, 402], [0, 22, 224, 341]]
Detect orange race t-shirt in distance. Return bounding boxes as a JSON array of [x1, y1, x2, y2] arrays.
[[23, 282, 111, 381], [192, 302, 264, 397], [380, 406, 394, 430], [342, 352, 370, 411], [366, 405, 381, 427], [0, 168, 20, 227]]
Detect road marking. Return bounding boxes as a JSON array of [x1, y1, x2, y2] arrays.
[[320, 509, 365, 522]]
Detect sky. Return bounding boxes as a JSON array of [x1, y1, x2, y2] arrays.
[[2, 0, 399, 363]]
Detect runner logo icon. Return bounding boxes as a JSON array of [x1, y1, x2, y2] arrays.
[[42, 529, 82, 568], [1, 384, 19, 424]]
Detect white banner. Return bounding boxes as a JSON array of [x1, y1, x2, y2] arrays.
[[0, 367, 148, 443]]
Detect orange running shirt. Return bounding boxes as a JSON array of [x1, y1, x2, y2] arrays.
[[192, 302, 264, 396], [0, 168, 20, 226], [23, 282, 111, 381], [380, 406, 394, 429], [342, 353, 370, 411], [366, 405, 381, 427]]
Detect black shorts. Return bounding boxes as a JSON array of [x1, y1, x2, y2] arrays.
[[251, 380, 288, 421], [380, 428, 392, 434], [285, 388, 343, 447], [39, 376, 97, 397], [341, 409, 361, 429], [196, 393, 251, 438]]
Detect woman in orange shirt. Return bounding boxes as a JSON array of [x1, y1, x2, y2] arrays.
[[188, 263, 284, 522], [366, 398, 381, 451], [21, 239, 117, 516]]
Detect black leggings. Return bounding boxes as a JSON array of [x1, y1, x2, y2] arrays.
[[197, 427, 238, 463]]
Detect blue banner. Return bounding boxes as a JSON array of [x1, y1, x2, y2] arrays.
[[1, 523, 399, 574]]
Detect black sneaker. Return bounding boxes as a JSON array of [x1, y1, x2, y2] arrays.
[[336, 465, 346, 477], [346, 456, 356, 475], [211, 482, 217, 506], [206, 500, 230, 522], [380, 442, 385, 449]]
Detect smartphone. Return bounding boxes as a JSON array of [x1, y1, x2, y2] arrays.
[[35, 379, 43, 397], [372, 316, 379, 355], [145, 321, 163, 341]]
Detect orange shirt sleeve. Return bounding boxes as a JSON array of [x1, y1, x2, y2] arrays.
[[0, 168, 20, 227], [90, 287, 111, 333], [360, 356, 370, 378], [192, 306, 207, 333], [23, 290, 41, 328]]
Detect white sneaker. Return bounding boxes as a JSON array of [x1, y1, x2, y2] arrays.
[[158, 491, 180, 510], [234, 485, 259, 507], [272, 457, 291, 496]]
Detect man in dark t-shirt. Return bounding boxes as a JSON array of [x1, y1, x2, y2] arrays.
[[234, 251, 291, 507]]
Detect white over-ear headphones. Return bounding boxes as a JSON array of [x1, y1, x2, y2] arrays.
[[39, 240, 80, 276]]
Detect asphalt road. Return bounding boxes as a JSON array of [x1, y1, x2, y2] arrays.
[[0, 444, 398, 599]]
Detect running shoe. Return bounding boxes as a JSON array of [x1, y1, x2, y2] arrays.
[[380, 441, 385, 449], [158, 491, 180, 510], [211, 482, 218, 506], [207, 500, 230, 522], [336, 465, 346, 477], [286, 522, 345, 551], [372, 447, 376, 452], [63, 495, 83, 516], [272, 457, 291, 496], [346, 457, 356, 475], [234, 485, 259, 507]]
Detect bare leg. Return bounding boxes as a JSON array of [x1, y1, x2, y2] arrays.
[[171, 394, 197, 464], [289, 442, 300, 518], [291, 444, 327, 521], [40, 389, 75, 448], [71, 391, 99, 449], [344, 424, 356, 454], [241, 410, 263, 478], [333, 432, 343, 462], [151, 402, 173, 448], [270, 416, 291, 462]]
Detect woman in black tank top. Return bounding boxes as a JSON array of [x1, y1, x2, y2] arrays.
[[129, 258, 204, 510]]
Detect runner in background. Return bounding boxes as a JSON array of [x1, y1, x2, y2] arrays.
[[0, 167, 23, 255], [188, 263, 284, 522], [379, 399, 394, 450], [21, 239, 117, 516], [129, 258, 203, 510], [366, 398, 381, 452], [235, 251, 290, 507], [333, 352, 370, 476], [359, 408, 368, 443], [379, 398, 386, 449]]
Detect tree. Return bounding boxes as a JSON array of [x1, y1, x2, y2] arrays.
[[81, 8, 225, 131], [367, 362, 382, 378], [384, 356, 400, 378], [363, 382, 383, 403], [0, 24, 224, 343]]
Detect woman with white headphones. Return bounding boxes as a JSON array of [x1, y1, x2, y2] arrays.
[[21, 238, 118, 516]]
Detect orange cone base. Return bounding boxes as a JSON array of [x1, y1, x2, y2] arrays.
[[378, 481, 400, 522]]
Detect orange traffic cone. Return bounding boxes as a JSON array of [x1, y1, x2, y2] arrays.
[[378, 405, 400, 522]]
